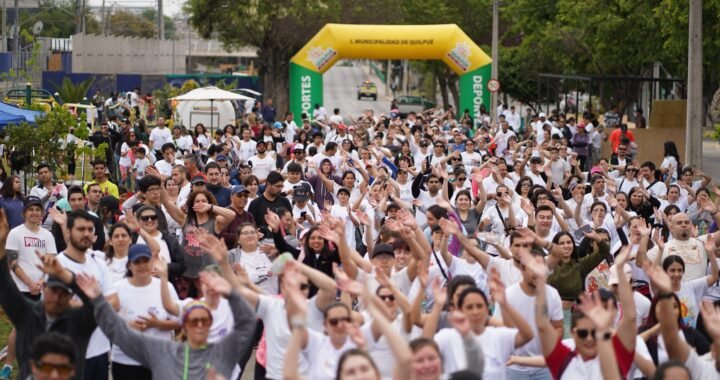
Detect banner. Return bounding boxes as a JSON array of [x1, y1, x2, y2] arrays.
[[289, 24, 492, 122]]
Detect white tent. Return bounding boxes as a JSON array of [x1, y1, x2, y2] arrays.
[[172, 86, 252, 132]]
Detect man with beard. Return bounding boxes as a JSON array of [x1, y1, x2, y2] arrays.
[[51, 186, 105, 253], [56, 211, 118, 380]]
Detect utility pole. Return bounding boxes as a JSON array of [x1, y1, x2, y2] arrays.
[[157, 0, 164, 40], [490, 0, 499, 123], [75, 0, 81, 34], [1, 0, 6, 52], [100, 0, 105, 35], [686, 0, 703, 168], [187, 17, 191, 74], [12, 0, 17, 86]]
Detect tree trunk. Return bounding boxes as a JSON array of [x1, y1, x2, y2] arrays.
[[447, 71, 460, 109], [257, 40, 292, 114], [437, 68, 450, 109]]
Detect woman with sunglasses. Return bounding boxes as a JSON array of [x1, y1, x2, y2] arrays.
[[110, 243, 180, 380], [283, 262, 411, 380], [77, 264, 256, 379], [162, 189, 235, 283], [627, 186, 661, 225], [424, 271, 533, 378], [130, 205, 185, 279]]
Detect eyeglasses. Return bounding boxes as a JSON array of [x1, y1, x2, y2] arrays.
[[379, 294, 395, 302], [327, 317, 352, 326], [139, 215, 158, 221], [575, 328, 596, 340], [34, 361, 74, 376], [186, 317, 211, 327]]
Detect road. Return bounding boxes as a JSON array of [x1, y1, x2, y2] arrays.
[[322, 61, 392, 121], [703, 138, 720, 181]]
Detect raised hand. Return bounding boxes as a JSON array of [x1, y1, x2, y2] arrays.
[[577, 290, 615, 331], [519, 198, 535, 216], [700, 302, 720, 340], [438, 218, 460, 236], [76, 273, 101, 299], [265, 210, 281, 232], [705, 233, 717, 257], [651, 228, 665, 251], [199, 234, 229, 264], [192, 202, 213, 214], [519, 251, 547, 279], [199, 271, 232, 296], [488, 268, 507, 305], [642, 262, 672, 293], [431, 277, 447, 308], [550, 186, 563, 201], [122, 211, 141, 232], [34, 250, 64, 277], [333, 263, 363, 296], [48, 207, 67, 227], [397, 209, 419, 230], [448, 311, 472, 337], [317, 224, 340, 244]]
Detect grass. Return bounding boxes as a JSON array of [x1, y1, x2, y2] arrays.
[[0, 311, 15, 379]]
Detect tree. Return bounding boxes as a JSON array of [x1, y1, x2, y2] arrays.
[[185, 0, 340, 113], [5, 106, 74, 174], [141, 9, 177, 39], [19, 0, 100, 37], [109, 9, 155, 38]]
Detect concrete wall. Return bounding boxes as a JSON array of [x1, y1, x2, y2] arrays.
[[71, 33, 186, 75], [600, 100, 686, 166]]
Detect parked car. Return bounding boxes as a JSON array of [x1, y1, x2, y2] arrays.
[[357, 81, 377, 101], [395, 95, 435, 116]]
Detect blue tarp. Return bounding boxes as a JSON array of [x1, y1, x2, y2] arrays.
[[0, 102, 43, 124], [0, 110, 26, 128]]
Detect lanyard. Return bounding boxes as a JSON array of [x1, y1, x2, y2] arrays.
[[183, 344, 211, 380]]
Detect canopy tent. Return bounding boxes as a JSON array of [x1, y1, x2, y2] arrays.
[[0, 110, 27, 128], [172, 86, 251, 132], [0, 101, 44, 124]]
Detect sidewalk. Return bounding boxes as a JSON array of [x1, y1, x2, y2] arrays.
[[703, 138, 720, 181]]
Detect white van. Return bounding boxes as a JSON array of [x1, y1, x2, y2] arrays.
[[175, 99, 237, 134]]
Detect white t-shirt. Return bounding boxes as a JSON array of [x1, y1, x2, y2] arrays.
[[675, 277, 708, 328], [238, 140, 257, 163], [647, 236, 708, 282], [248, 155, 276, 181], [7, 224, 57, 292], [494, 283, 564, 372], [106, 256, 128, 285], [684, 349, 719, 380], [256, 296, 309, 380], [302, 325, 374, 380], [461, 151, 484, 174], [434, 326, 518, 378], [330, 204, 356, 250], [236, 249, 278, 295], [57, 250, 117, 358], [112, 278, 178, 365], [154, 159, 175, 178], [366, 315, 421, 378], [119, 143, 133, 167], [487, 256, 523, 285], [136, 233, 171, 263], [149, 127, 172, 152]]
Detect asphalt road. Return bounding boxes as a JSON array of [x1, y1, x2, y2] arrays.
[[703, 138, 720, 181], [322, 61, 392, 121]]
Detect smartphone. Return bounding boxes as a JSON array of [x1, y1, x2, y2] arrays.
[[300, 211, 307, 218], [573, 224, 593, 242]]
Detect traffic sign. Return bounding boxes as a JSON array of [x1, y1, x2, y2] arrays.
[[487, 79, 501, 93]]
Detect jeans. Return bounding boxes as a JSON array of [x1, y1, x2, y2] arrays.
[[506, 367, 552, 380]]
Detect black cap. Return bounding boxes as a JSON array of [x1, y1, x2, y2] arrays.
[[99, 195, 119, 214], [45, 276, 73, 294], [23, 196, 43, 212], [293, 185, 309, 201], [372, 243, 395, 259]]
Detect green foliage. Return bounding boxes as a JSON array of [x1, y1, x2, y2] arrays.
[[19, 0, 100, 37], [109, 9, 155, 38], [5, 107, 73, 172], [50, 77, 95, 104], [140, 9, 176, 39]]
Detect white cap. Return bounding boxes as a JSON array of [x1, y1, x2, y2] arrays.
[[294, 144, 305, 150], [539, 112, 546, 118]]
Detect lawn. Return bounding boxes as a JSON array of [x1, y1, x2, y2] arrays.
[[0, 311, 14, 379]]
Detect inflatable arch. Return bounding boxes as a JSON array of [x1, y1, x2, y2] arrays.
[[289, 24, 492, 123]]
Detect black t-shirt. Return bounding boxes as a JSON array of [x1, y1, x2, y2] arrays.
[[247, 193, 292, 229]]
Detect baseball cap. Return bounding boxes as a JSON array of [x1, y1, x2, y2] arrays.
[[337, 123, 347, 130], [273, 121, 284, 129], [191, 174, 207, 185], [45, 276, 73, 294], [293, 185, 309, 201], [589, 166, 603, 175], [530, 156, 543, 164], [452, 128, 462, 133], [231, 185, 249, 195], [216, 154, 227, 161], [128, 244, 152, 262], [608, 263, 632, 286], [337, 187, 351, 196], [23, 196, 43, 212], [539, 112, 546, 118], [294, 144, 305, 151], [372, 244, 395, 259], [99, 195, 120, 214]]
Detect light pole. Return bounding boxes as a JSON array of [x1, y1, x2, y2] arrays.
[[490, 0, 499, 124], [685, 0, 703, 168]]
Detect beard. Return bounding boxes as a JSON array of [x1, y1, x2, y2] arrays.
[[69, 235, 92, 251]]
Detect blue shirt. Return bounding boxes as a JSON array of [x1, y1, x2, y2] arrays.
[[0, 196, 24, 229]]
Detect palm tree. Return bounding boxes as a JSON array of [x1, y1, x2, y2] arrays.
[[50, 77, 95, 104]]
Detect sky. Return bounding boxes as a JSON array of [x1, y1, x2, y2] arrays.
[[86, 0, 184, 16]]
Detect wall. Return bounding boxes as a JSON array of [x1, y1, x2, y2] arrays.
[[600, 100, 686, 166], [71, 33, 186, 75]]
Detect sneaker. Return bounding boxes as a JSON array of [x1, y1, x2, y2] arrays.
[[0, 364, 12, 380]]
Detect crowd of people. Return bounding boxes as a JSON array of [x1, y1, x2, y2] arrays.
[[0, 96, 717, 380]]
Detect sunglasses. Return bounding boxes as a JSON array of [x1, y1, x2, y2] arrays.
[[327, 317, 352, 327], [457, 177, 466, 182], [379, 294, 395, 302], [497, 192, 508, 196], [35, 361, 74, 376], [139, 215, 158, 221], [575, 328, 596, 340], [186, 317, 211, 327]]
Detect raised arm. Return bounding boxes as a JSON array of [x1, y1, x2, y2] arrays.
[[524, 252, 557, 356], [646, 261, 690, 362], [489, 268, 534, 348], [421, 278, 447, 338], [612, 247, 637, 352], [704, 236, 719, 287], [440, 217, 491, 269], [577, 291, 622, 380]]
